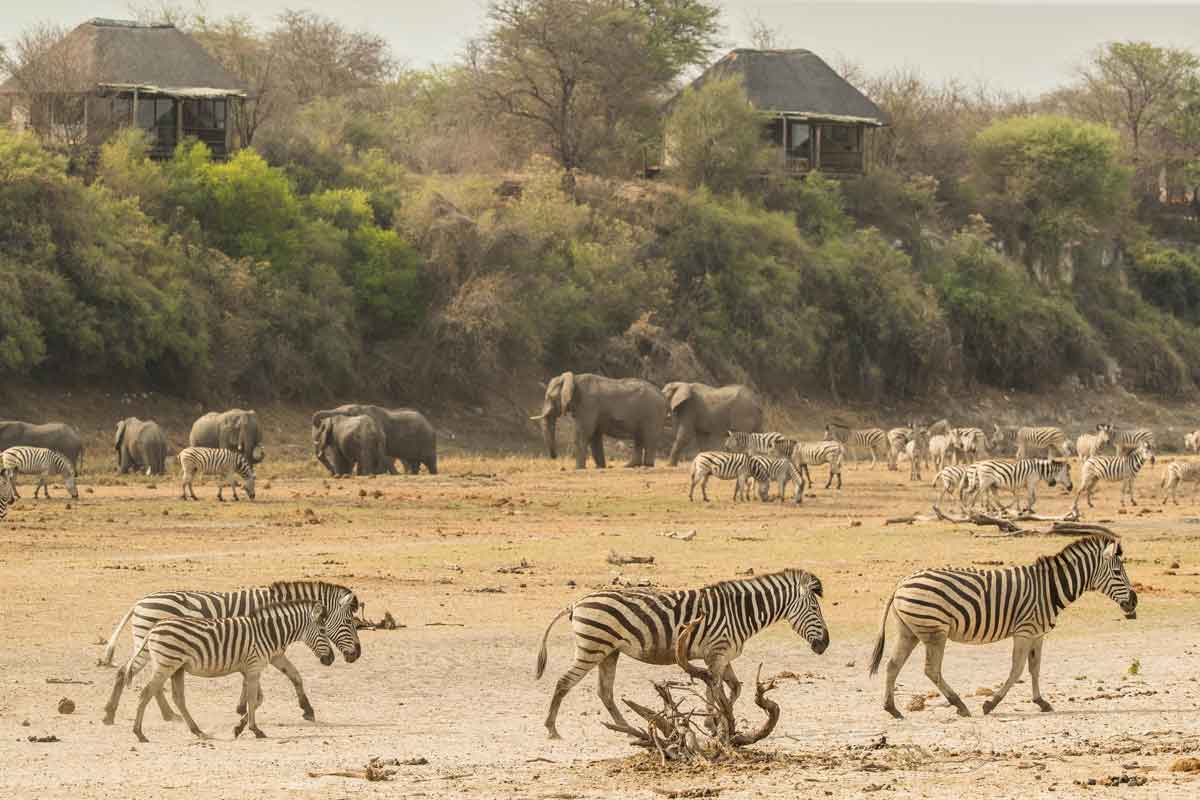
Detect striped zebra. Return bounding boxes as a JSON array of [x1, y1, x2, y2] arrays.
[[1161, 461, 1200, 505], [688, 451, 751, 502], [0, 470, 14, 521], [100, 580, 361, 723], [0, 446, 78, 500], [722, 430, 784, 455], [931, 465, 971, 507], [961, 458, 1072, 513], [1184, 431, 1200, 453], [886, 427, 912, 471], [105, 601, 336, 742], [1073, 443, 1155, 511], [952, 428, 988, 464], [536, 569, 828, 739], [179, 446, 255, 501], [927, 433, 960, 472], [869, 533, 1137, 719], [1015, 426, 1069, 459], [1111, 428, 1155, 457], [824, 424, 887, 467], [748, 455, 805, 504], [905, 428, 929, 481], [777, 438, 843, 489], [1075, 424, 1113, 464]]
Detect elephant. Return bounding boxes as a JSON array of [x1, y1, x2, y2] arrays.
[[115, 417, 168, 475], [531, 372, 666, 468], [0, 421, 85, 472], [189, 409, 264, 463], [662, 383, 765, 466], [312, 415, 388, 476], [310, 405, 437, 475]]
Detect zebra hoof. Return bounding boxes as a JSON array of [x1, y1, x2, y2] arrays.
[[233, 723, 245, 738], [302, 710, 315, 722], [252, 728, 266, 739], [884, 706, 903, 720], [981, 699, 997, 715], [1034, 699, 1053, 712]]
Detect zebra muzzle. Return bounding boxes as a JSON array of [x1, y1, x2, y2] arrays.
[[811, 633, 830, 654]]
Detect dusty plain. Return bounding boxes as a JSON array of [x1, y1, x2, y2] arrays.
[[1, 445, 1199, 799]]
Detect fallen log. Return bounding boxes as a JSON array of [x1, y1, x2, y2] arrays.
[[608, 551, 655, 566]]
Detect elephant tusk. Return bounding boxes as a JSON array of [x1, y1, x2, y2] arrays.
[[529, 414, 546, 420]]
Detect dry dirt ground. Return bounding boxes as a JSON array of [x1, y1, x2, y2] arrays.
[[1, 450, 1199, 799]]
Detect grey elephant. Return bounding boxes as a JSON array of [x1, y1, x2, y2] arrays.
[[0, 421, 85, 472], [313, 415, 389, 476], [189, 409, 264, 463], [662, 382, 765, 466], [115, 418, 168, 475], [310, 405, 437, 474], [531, 372, 666, 468]]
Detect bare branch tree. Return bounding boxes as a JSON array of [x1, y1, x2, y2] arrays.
[[0, 23, 92, 149]]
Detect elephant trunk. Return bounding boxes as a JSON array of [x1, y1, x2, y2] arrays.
[[541, 414, 559, 460]]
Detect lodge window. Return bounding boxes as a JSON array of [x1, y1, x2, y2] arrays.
[[788, 121, 812, 160], [819, 124, 862, 153]]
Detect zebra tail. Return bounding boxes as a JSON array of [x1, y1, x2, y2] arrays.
[[535, 606, 571, 679], [101, 604, 137, 666], [868, 595, 896, 677], [123, 633, 152, 687]]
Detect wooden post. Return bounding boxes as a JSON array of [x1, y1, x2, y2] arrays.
[[781, 114, 788, 171], [175, 97, 183, 149], [225, 97, 233, 157], [813, 124, 822, 172], [132, 89, 138, 130]]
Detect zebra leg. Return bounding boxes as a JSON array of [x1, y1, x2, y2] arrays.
[[688, 471, 698, 501], [269, 653, 316, 721], [132, 671, 170, 743], [723, 664, 743, 707], [231, 481, 240, 501], [170, 671, 206, 739], [922, 635, 970, 717], [882, 624, 918, 719], [701, 474, 711, 502], [37, 478, 49, 499], [596, 651, 636, 734], [154, 686, 178, 721], [544, 651, 604, 739], [217, 483, 226, 502], [1027, 638, 1053, 712], [234, 671, 266, 738], [1128, 477, 1138, 506], [982, 637, 1033, 715], [102, 667, 127, 725]]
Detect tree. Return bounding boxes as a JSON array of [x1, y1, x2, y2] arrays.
[[664, 75, 767, 193], [970, 115, 1131, 281], [1074, 42, 1199, 187], [191, 16, 278, 146], [0, 23, 92, 150], [271, 10, 396, 106], [466, 0, 720, 172]]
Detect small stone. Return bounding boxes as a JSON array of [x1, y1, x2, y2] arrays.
[[57, 698, 75, 714]]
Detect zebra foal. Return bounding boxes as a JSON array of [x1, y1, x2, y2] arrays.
[[106, 601, 335, 742], [748, 455, 805, 504], [869, 534, 1137, 719], [179, 446, 255, 501], [1073, 443, 1155, 511], [536, 569, 828, 739], [0, 446, 78, 499], [101, 580, 361, 723], [689, 451, 751, 501], [1161, 461, 1200, 505]]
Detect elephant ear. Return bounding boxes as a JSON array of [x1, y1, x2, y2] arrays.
[[114, 420, 126, 449], [561, 371, 577, 412], [668, 383, 693, 413]]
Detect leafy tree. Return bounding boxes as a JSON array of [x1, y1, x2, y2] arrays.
[[664, 75, 768, 194]]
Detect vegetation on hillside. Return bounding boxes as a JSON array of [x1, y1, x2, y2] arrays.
[[3, 2, 1200, 404]]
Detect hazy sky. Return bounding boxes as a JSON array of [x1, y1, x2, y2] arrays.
[[4, 2, 1200, 96]]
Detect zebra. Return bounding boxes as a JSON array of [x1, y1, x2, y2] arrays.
[[777, 438, 843, 489], [1161, 461, 1200, 505], [100, 580, 361, 723], [1073, 443, 1155, 511], [869, 533, 1137, 719], [748, 455, 805, 504], [906, 427, 929, 481], [535, 569, 828, 739], [927, 433, 961, 472], [0, 446, 78, 500], [1185, 431, 1200, 454], [952, 428, 988, 464], [688, 451, 751, 502], [1075, 424, 1113, 465], [886, 426, 912, 471], [824, 424, 887, 467], [105, 600, 335, 742], [961, 458, 1072, 513], [1015, 426, 1069, 459], [0, 470, 14, 520], [179, 446, 255, 501], [722, 430, 784, 455], [931, 465, 971, 507], [1111, 427, 1155, 457]]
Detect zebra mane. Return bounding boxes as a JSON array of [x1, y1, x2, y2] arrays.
[[701, 569, 822, 597], [1040, 534, 1122, 566], [269, 580, 356, 597]]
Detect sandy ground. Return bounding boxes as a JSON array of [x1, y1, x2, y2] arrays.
[[1, 451, 1199, 799]]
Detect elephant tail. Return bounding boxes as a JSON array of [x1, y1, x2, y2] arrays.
[[535, 606, 571, 679]]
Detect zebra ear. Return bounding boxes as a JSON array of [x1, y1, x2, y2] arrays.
[[1102, 542, 1118, 559]]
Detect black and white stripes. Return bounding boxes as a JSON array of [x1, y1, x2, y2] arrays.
[[1015, 426, 1069, 459], [1111, 428, 1155, 457], [722, 430, 784, 455], [105, 601, 336, 742], [689, 451, 751, 501], [961, 458, 1073, 513], [1, 445, 78, 499], [179, 446, 256, 501], [536, 569, 828, 739], [869, 534, 1137, 718], [1074, 443, 1155, 510], [748, 455, 805, 503]]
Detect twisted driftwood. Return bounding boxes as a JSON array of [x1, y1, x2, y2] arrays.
[[603, 617, 781, 762]]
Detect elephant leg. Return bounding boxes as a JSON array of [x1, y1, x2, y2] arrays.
[[590, 431, 606, 469], [668, 426, 691, 467], [424, 453, 437, 475]]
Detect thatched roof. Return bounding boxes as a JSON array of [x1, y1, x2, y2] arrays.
[[675, 49, 886, 125], [0, 18, 245, 97]]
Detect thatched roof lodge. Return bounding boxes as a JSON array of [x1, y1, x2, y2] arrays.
[[0, 18, 246, 158], [673, 48, 888, 175]]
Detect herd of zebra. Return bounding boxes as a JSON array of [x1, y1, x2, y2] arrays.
[[684, 419, 1200, 512]]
